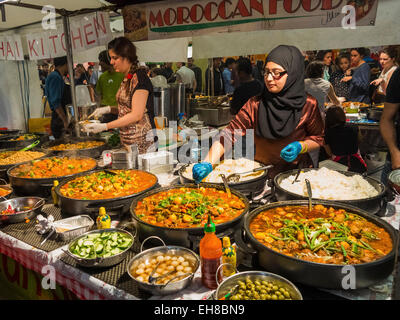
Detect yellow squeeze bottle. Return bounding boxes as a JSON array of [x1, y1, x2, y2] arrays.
[[51, 180, 59, 206], [96, 207, 111, 229], [222, 236, 236, 277]]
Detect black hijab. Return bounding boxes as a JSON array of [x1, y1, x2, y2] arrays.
[[258, 45, 307, 140]]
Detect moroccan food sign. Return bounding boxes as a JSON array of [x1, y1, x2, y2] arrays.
[[123, 0, 378, 41]]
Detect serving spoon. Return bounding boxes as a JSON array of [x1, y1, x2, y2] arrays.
[[226, 165, 273, 183], [220, 174, 231, 198], [305, 179, 313, 212]]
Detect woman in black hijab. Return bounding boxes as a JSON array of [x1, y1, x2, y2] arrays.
[[193, 45, 324, 181]]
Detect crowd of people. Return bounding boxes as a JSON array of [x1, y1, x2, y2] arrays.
[[39, 39, 400, 183]]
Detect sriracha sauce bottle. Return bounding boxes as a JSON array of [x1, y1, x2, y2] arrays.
[[199, 215, 222, 289]]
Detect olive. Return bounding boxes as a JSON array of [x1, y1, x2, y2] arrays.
[[230, 295, 239, 300], [279, 287, 286, 293], [284, 292, 291, 298], [246, 290, 252, 296], [265, 294, 271, 300], [238, 280, 245, 286], [254, 293, 260, 300], [261, 285, 267, 290], [260, 289, 267, 294], [255, 285, 262, 292], [271, 294, 278, 300], [272, 285, 279, 291], [278, 295, 285, 300], [261, 281, 268, 286], [254, 280, 261, 286]]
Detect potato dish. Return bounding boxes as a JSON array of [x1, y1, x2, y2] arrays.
[[0, 151, 46, 166], [130, 252, 196, 285], [135, 186, 246, 228]]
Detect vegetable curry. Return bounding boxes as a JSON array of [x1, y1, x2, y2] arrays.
[[10, 157, 96, 179], [60, 170, 157, 200], [49, 141, 104, 151], [250, 205, 392, 265], [135, 187, 246, 228]]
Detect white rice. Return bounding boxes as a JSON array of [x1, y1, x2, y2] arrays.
[[183, 158, 263, 183], [279, 167, 379, 200]]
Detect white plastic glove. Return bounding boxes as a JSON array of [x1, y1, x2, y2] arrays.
[[89, 106, 111, 119], [82, 122, 108, 134]]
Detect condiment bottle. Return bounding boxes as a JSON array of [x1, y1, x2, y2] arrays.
[[199, 215, 222, 289], [222, 236, 236, 277], [96, 207, 111, 229], [51, 180, 59, 207]]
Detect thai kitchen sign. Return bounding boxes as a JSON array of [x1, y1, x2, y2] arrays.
[[25, 11, 112, 60], [123, 0, 379, 41], [0, 35, 24, 60]]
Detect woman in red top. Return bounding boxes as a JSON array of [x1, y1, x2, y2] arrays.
[[83, 37, 154, 154], [193, 45, 324, 180]]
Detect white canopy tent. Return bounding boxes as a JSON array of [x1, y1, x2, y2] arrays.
[[1, 0, 400, 130], [191, 0, 400, 59], [0, 0, 118, 131]]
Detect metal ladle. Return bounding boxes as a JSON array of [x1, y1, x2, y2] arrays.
[[305, 179, 313, 212]]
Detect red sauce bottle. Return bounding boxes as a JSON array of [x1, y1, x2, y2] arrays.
[[199, 215, 222, 289]]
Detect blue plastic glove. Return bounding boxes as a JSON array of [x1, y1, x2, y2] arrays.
[[192, 162, 213, 184], [280, 141, 303, 163]]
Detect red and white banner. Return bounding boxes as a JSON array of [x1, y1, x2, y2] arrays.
[[123, 0, 379, 41], [26, 11, 112, 60], [0, 35, 24, 61]]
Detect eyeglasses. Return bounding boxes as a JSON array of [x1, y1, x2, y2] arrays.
[[264, 69, 287, 80]]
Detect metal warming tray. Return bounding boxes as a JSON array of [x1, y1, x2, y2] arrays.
[[193, 106, 233, 126], [53, 215, 94, 241]]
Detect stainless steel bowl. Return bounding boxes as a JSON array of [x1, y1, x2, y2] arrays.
[[64, 228, 136, 268], [0, 197, 45, 224], [388, 169, 400, 194], [215, 270, 303, 300], [127, 243, 200, 296]]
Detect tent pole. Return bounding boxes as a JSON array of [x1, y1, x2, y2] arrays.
[[62, 15, 80, 137]]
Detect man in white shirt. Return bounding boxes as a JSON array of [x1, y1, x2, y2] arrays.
[[176, 62, 197, 92]]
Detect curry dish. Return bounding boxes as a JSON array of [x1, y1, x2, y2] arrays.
[[49, 141, 104, 151], [0, 187, 11, 197], [60, 170, 157, 200], [10, 157, 97, 179], [9, 134, 38, 141], [249, 204, 392, 265], [135, 187, 246, 228]]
